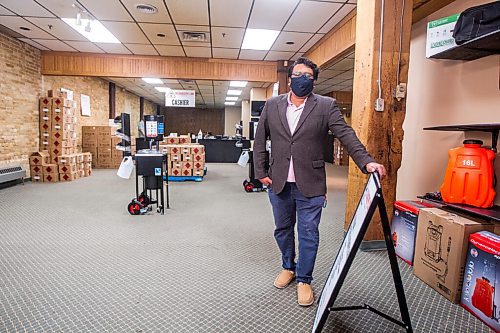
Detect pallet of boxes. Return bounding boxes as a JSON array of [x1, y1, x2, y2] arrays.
[[82, 126, 124, 169], [333, 138, 349, 166], [29, 90, 92, 182], [160, 135, 206, 181]]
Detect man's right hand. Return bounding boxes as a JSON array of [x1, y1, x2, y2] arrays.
[[259, 177, 272, 186]]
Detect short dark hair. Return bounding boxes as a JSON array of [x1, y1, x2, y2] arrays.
[[288, 57, 319, 81]]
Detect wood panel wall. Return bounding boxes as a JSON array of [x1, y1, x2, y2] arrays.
[[161, 107, 224, 135]]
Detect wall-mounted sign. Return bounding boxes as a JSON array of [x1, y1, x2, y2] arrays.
[[426, 13, 459, 58], [165, 90, 195, 108], [80, 94, 91, 116]]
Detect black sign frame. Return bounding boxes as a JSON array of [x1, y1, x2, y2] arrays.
[[312, 172, 413, 333]]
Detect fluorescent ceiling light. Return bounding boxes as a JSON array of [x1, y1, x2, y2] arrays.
[[226, 96, 238, 101], [242, 28, 280, 51], [225, 102, 236, 106], [61, 18, 120, 43], [230, 81, 247, 88], [142, 78, 163, 84], [227, 89, 242, 96], [155, 87, 171, 93]]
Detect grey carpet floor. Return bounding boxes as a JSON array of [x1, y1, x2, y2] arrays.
[[0, 163, 492, 332]]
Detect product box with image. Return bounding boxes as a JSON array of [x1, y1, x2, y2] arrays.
[[169, 168, 182, 176], [414, 208, 494, 303], [391, 200, 436, 265], [461, 231, 500, 332], [29, 151, 50, 166]]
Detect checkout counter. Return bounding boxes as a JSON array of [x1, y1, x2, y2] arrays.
[[198, 138, 251, 163]]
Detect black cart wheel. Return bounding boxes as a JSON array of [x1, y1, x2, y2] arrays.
[[138, 193, 150, 207], [128, 200, 144, 215], [244, 182, 254, 193], [243, 179, 249, 186]]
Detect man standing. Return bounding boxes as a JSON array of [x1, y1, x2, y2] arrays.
[[253, 57, 386, 307]]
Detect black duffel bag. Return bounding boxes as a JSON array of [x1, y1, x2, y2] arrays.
[[452, 1, 500, 45]]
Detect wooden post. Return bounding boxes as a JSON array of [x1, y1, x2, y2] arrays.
[[345, 0, 413, 250], [109, 82, 116, 120], [139, 97, 144, 120], [277, 60, 289, 95]]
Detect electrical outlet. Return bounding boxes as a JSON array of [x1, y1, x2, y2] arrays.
[[395, 83, 407, 101], [375, 98, 384, 112]]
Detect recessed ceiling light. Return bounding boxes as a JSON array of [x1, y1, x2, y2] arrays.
[[286, 41, 295, 45], [157, 33, 166, 37], [61, 18, 120, 43], [135, 4, 158, 14], [242, 28, 280, 51], [155, 87, 170, 93], [230, 81, 247, 88], [142, 78, 163, 84], [226, 96, 238, 101], [227, 89, 242, 96], [225, 102, 236, 106], [19, 27, 31, 31]]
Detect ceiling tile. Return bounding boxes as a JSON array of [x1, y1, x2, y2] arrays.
[[300, 33, 325, 53], [210, 0, 252, 28], [78, 0, 132, 21], [26, 18, 87, 41], [239, 50, 266, 61], [184, 47, 211, 58], [348, 0, 357, 3], [319, 4, 356, 34], [33, 39, 76, 51], [336, 70, 354, 80], [176, 25, 210, 32], [101, 21, 149, 44], [211, 27, 244, 48], [284, 2, 342, 33], [271, 31, 313, 52], [155, 45, 185, 57], [196, 80, 212, 85], [165, 0, 209, 25], [0, 5, 14, 15], [0, 16, 55, 39], [139, 23, 180, 45], [264, 51, 295, 61], [248, 0, 300, 30], [120, 0, 172, 23], [18, 38, 49, 50], [324, 77, 349, 85], [330, 57, 354, 71], [35, 0, 78, 18], [213, 47, 239, 59], [0, 0, 55, 17], [65, 41, 104, 53], [124, 43, 158, 55], [163, 79, 180, 83], [95, 43, 132, 54], [290, 53, 302, 61]]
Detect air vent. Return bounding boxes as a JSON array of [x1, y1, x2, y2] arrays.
[[182, 32, 207, 42], [135, 4, 158, 14]]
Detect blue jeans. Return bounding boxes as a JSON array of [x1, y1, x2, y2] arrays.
[[268, 182, 325, 284]]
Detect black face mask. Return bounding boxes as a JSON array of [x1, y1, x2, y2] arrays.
[[290, 75, 314, 97]]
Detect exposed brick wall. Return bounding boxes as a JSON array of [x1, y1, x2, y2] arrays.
[[0, 32, 41, 173]]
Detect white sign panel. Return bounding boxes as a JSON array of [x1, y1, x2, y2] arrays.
[[312, 173, 380, 333], [80, 94, 91, 116], [165, 90, 195, 108], [426, 14, 459, 58], [61, 88, 73, 101]]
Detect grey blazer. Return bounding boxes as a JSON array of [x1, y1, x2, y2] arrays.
[[253, 93, 374, 198]]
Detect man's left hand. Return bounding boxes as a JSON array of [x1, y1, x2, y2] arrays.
[[365, 162, 387, 179]]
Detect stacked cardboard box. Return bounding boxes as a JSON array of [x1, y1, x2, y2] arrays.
[[39, 91, 78, 164], [29, 151, 50, 182], [57, 153, 92, 182], [82, 126, 124, 169], [160, 138, 205, 177], [333, 138, 349, 166]]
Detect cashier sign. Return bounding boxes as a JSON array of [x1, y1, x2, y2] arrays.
[[165, 89, 195, 108]]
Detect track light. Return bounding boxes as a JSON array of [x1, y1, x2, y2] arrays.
[[76, 11, 82, 26], [85, 19, 91, 33]]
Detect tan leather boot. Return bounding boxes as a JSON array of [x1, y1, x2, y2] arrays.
[[273, 270, 295, 289], [297, 282, 314, 306]]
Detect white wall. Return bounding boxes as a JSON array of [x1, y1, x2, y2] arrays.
[[224, 106, 241, 136], [397, 0, 500, 205]]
